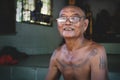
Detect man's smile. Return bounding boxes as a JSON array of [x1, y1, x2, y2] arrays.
[[63, 27, 75, 31]]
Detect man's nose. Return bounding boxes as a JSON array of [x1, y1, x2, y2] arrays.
[[65, 18, 72, 24]]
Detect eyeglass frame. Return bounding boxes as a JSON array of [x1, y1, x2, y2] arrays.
[[56, 16, 86, 24]]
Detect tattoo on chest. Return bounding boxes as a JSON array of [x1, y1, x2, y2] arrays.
[[57, 49, 97, 69]]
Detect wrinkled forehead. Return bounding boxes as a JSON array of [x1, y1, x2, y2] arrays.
[[59, 6, 85, 17]]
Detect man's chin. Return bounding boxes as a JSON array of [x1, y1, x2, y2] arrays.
[[63, 35, 74, 39]]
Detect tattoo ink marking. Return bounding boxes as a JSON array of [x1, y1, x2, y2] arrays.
[[57, 49, 98, 69], [89, 49, 97, 57], [73, 49, 97, 68], [57, 59, 70, 69], [99, 56, 106, 69]]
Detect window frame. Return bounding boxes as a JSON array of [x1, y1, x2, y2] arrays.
[[16, 0, 53, 26]]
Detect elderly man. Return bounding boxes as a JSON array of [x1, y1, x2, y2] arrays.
[[46, 5, 109, 80]]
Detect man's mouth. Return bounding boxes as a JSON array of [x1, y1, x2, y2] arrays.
[[63, 27, 74, 31]]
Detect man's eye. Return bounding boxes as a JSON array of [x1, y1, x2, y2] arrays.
[[71, 17, 79, 20], [61, 17, 67, 20], [57, 17, 66, 22]]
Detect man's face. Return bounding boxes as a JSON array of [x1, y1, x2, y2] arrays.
[[57, 6, 88, 39]]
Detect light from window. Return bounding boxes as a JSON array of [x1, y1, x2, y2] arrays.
[[16, 0, 52, 26]]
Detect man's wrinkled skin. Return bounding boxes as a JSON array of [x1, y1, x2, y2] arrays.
[[45, 5, 109, 80]]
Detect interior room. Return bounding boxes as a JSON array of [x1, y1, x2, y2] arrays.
[[0, 0, 120, 80]]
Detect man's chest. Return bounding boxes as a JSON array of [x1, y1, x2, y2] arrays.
[[57, 53, 89, 69], [56, 55, 91, 80], [56, 48, 97, 70]]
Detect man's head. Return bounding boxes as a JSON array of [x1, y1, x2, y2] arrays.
[[56, 5, 89, 39]]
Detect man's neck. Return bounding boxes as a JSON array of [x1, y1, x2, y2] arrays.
[[65, 37, 86, 51]]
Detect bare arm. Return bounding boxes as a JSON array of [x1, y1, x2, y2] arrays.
[[45, 51, 61, 80], [90, 46, 109, 80]]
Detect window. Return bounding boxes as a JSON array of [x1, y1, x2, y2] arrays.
[[16, 0, 52, 26]]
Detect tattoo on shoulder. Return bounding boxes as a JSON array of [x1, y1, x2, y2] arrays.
[[88, 49, 97, 57], [99, 56, 106, 69], [75, 49, 98, 67], [72, 49, 98, 68]]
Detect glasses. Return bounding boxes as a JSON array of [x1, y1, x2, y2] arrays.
[[56, 16, 85, 24]]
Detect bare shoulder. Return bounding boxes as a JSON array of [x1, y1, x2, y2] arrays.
[[89, 41, 107, 64], [46, 47, 62, 80], [86, 40, 107, 63], [51, 45, 63, 60], [89, 41, 106, 54], [89, 41, 108, 79]]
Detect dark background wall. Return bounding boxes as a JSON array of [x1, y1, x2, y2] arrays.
[[0, 0, 119, 55], [0, 0, 16, 34]]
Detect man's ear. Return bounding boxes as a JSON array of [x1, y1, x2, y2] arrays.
[[83, 19, 89, 32]]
